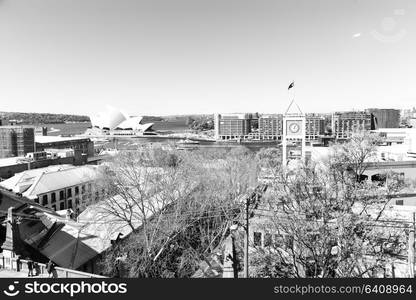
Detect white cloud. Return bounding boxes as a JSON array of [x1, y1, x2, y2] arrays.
[[352, 33, 361, 38]]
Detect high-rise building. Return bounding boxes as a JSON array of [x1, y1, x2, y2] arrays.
[[366, 108, 400, 129], [214, 113, 256, 140], [305, 114, 326, 141], [331, 111, 372, 140], [258, 114, 283, 140], [0, 126, 35, 158]]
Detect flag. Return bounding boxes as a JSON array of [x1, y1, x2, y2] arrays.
[[288, 81, 295, 90]]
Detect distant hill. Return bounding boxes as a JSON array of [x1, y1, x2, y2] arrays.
[[0, 111, 214, 128], [0, 111, 91, 125], [141, 116, 165, 123]]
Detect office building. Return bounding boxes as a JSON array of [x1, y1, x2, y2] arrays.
[[366, 108, 400, 129], [305, 114, 326, 141], [332, 111, 372, 140], [258, 114, 283, 140], [0, 126, 35, 158], [214, 113, 257, 140]]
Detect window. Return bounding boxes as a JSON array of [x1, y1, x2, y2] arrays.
[[81, 185, 86, 194], [51, 192, 56, 203], [67, 188, 72, 198], [394, 172, 405, 185], [34, 198, 39, 204], [88, 183, 92, 192], [42, 195, 48, 206], [75, 186, 79, 195], [371, 174, 387, 186], [67, 200, 73, 209], [274, 235, 294, 249], [60, 202, 65, 210], [264, 233, 272, 247], [52, 205, 56, 211], [75, 198, 79, 206], [253, 232, 262, 247], [60, 190, 65, 200]]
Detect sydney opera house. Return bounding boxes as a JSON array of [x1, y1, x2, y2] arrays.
[[87, 106, 155, 135]]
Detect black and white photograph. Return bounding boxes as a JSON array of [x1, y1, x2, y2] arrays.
[[0, 0, 415, 298]]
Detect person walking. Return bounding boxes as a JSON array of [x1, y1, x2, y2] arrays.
[[33, 262, 40, 276], [27, 258, 34, 277], [46, 260, 55, 278]]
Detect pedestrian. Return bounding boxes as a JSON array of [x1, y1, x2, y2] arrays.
[[27, 258, 34, 277], [46, 260, 55, 278], [33, 262, 39, 276]]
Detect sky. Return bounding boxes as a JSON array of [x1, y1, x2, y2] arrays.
[[0, 0, 415, 116]]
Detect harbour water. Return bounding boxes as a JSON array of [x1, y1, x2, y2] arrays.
[[40, 122, 279, 152], [41, 120, 190, 136]]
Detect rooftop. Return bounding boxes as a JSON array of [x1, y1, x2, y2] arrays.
[[0, 125, 35, 129], [35, 135, 90, 143], [0, 157, 24, 168], [0, 165, 99, 199]]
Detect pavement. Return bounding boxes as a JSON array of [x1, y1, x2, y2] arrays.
[[0, 270, 48, 278]]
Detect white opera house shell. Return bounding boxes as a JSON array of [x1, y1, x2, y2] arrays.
[[89, 106, 154, 134]]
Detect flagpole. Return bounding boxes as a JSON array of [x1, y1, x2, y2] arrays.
[[286, 81, 296, 114], [291, 79, 295, 103]]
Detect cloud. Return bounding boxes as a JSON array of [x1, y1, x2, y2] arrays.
[[352, 33, 361, 38]]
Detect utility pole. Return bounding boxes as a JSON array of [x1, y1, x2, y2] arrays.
[[244, 196, 249, 278], [413, 212, 416, 277], [408, 213, 415, 278], [242, 186, 265, 278]]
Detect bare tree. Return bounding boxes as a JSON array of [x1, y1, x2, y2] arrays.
[[250, 132, 407, 278], [98, 146, 259, 277]]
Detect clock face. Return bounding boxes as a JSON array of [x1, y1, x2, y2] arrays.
[[286, 120, 303, 135], [289, 123, 300, 133]]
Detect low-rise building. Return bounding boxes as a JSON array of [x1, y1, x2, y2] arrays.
[[0, 165, 100, 212], [35, 136, 94, 157]]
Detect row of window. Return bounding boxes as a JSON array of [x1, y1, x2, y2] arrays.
[[36, 195, 88, 211], [35, 183, 97, 211], [253, 231, 294, 249], [40, 184, 93, 202]]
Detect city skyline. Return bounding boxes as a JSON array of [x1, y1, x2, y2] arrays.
[[0, 0, 415, 116]]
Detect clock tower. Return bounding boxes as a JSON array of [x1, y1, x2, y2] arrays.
[[282, 100, 306, 165]]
